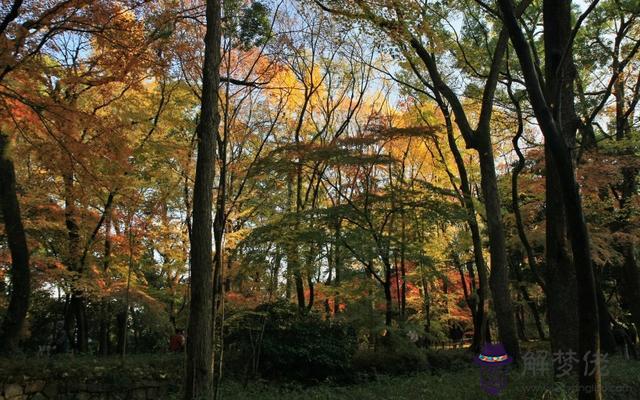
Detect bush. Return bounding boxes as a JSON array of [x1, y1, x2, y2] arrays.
[[351, 329, 429, 376], [425, 348, 473, 371], [352, 348, 428, 376], [225, 301, 357, 382]]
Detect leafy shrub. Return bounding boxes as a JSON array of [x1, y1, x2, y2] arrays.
[[352, 348, 429, 376], [351, 329, 429, 376], [225, 301, 357, 382], [425, 348, 473, 371]]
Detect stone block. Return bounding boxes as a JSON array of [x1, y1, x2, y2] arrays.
[[4, 384, 23, 398], [41, 382, 58, 399], [24, 380, 46, 394]]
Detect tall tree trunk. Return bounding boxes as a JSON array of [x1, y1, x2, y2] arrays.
[[116, 310, 126, 355], [477, 140, 520, 362], [542, 0, 586, 376], [286, 172, 305, 311], [99, 212, 112, 356], [63, 170, 88, 352], [498, 0, 602, 397], [456, 256, 479, 345], [542, 37, 580, 378], [444, 113, 488, 352], [306, 274, 315, 312], [417, 30, 518, 360], [515, 297, 527, 341], [400, 213, 407, 320], [0, 132, 30, 354], [184, 0, 221, 397], [383, 280, 393, 327], [333, 220, 342, 315], [419, 267, 431, 344]]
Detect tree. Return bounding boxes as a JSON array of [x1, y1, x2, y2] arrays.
[[0, 132, 30, 353], [184, 0, 221, 398], [496, 0, 602, 398], [312, 0, 522, 362]]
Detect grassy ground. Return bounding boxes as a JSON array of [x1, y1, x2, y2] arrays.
[[216, 355, 640, 400], [2, 349, 638, 399]]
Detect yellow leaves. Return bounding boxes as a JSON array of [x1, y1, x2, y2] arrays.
[[267, 66, 304, 106], [225, 227, 252, 252]]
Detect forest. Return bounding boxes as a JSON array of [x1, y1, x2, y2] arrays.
[[0, 0, 639, 399]]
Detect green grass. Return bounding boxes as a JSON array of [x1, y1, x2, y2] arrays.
[[2, 351, 638, 399], [215, 355, 640, 400]]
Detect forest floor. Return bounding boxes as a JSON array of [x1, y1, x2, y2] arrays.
[[2, 349, 639, 399], [216, 355, 640, 400]]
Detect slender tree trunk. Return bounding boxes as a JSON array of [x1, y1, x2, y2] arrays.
[[456, 257, 479, 345], [116, 310, 126, 354], [99, 212, 112, 356], [383, 280, 393, 327], [333, 220, 341, 314], [286, 172, 305, 311], [0, 132, 30, 354], [515, 297, 527, 341], [63, 171, 88, 352], [400, 213, 407, 320], [420, 268, 431, 344], [444, 115, 488, 352], [184, 0, 221, 397], [477, 140, 520, 362], [306, 274, 314, 312], [545, 154, 579, 369]]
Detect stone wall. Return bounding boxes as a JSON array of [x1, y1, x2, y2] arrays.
[[0, 354, 182, 400], [1, 379, 174, 400]]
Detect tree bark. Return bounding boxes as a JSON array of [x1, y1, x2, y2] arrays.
[[541, 0, 581, 374], [497, 0, 602, 397], [333, 220, 342, 315], [0, 132, 30, 354], [99, 212, 112, 356], [184, 0, 221, 397], [444, 112, 488, 352], [383, 280, 393, 327], [62, 170, 88, 353], [477, 143, 520, 362]]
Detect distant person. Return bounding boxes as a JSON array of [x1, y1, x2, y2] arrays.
[[169, 328, 186, 352], [52, 321, 70, 354]]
